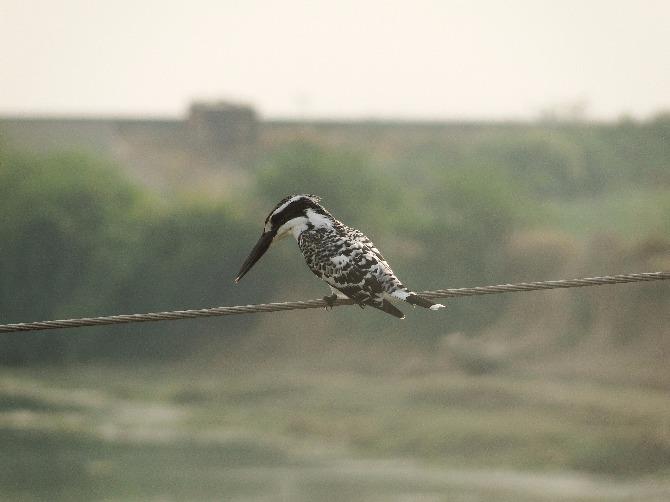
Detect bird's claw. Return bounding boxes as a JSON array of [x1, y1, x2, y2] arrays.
[[323, 294, 337, 311]]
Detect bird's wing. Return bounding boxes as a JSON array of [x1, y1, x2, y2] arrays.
[[299, 228, 386, 304], [346, 227, 401, 283], [346, 227, 387, 262]]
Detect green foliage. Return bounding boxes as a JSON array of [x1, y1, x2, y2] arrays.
[[257, 142, 403, 232], [0, 151, 142, 319], [392, 163, 530, 333], [100, 198, 271, 361], [477, 131, 590, 196], [0, 150, 269, 363], [0, 151, 145, 362], [390, 121, 669, 199]]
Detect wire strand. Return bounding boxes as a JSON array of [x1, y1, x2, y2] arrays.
[[0, 272, 668, 334]]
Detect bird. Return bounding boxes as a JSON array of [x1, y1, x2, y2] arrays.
[[234, 194, 445, 319]]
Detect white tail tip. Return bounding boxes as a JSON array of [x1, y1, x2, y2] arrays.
[[429, 303, 446, 310]]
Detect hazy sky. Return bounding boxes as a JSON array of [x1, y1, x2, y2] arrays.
[[1, 0, 669, 120]]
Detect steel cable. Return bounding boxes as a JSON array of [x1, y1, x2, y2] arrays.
[[0, 272, 668, 334]]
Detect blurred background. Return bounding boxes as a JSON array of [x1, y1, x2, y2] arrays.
[[1, 1, 669, 500]]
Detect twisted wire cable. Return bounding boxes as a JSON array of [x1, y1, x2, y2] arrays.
[[0, 272, 668, 334]]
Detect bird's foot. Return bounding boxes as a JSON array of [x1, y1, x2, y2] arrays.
[[323, 294, 338, 310]]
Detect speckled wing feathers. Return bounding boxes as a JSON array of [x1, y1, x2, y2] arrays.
[[298, 222, 406, 312]]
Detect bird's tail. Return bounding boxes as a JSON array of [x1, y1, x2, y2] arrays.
[[394, 290, 446, 311], [367, 299, 405, 319]]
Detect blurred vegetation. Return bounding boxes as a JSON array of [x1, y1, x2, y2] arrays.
[[257, 142, 403, 232], [1, 117, 669, 364], [0, 151, 270, 362]]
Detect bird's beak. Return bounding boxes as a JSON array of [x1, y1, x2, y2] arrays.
[[234, 231, 274, 283]]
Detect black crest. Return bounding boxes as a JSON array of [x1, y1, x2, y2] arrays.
[[265, 194, 326, 229]]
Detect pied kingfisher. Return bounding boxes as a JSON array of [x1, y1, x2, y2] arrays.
[[234, 194, 445, 319]]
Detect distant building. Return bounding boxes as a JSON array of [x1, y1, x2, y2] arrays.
[[188, 102, 258, 161]]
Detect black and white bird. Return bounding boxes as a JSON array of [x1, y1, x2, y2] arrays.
[[234, 194, 445, 319]]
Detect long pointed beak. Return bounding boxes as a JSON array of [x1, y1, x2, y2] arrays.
[[234, 231, 274, 283]]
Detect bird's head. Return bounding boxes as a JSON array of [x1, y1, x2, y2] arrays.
[[234, 194, 330, 283]]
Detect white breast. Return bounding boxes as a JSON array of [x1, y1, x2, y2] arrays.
[[306, 209, 334, 229]]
